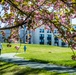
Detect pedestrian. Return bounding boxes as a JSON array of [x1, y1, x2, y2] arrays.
[[0, 43, 3, 55], [24, 45, 26, 52]]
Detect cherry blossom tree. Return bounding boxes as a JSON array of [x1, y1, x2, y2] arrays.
[[0, 0, 76, 57]]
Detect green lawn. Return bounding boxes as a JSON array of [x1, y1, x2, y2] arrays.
[[2, 43, 76, 67], [1, 43, 76, 75]]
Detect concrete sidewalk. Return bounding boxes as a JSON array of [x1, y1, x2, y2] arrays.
[[0, 53, 76, 74]]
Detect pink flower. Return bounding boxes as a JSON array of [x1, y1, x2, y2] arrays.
[[16, 0, 23, 2], [71, 32, 76, 42], [16, 0, 20, 2], [45, 25, 50, 30], [15, 46, 20, 50], [72, 44, 76, 50], [49, 14, 54, 20]]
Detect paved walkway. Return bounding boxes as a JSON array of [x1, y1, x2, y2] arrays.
[[0, 53, 76, 74]]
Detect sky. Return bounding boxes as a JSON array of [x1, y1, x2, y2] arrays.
[[71, 18, 76, 25]]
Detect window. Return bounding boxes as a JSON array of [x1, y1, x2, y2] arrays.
[[40, 29, 44, 33], [54, 37, 58, 42], [54, 29, 58, 34], [40, 40, 44, 44], [47, 35, 51, 45], [39, 34, 44, 44], [47, 30, 51, 33], [54, 30, 57, 33], [54, 37, 59, 46], [47, 41, 51, 45], [39, 34, 44, 40], [47, 35, 51, 40], [62, 42, 66, 47]]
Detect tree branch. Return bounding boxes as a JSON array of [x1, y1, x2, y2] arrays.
[[0, 0, 46, 30], [0, 22, 26, 30], [6, 0, 27, 15], [61, 0, 76, 7]]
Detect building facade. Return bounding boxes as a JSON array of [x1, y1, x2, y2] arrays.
[[19, 25, 68, 47], [0, 25, 76, 47], [30, 26, 66, 46]]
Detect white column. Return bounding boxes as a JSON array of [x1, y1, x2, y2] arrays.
[[31, 31, 33, 44], [33, 28, 39, 44], [51, 33, 54, 46], [58, 39, 62, 46], [44, 30, 47, 44]]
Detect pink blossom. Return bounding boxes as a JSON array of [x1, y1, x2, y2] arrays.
[[72, 44, 76, 50], [16, 0, 23, 2], [70, 14, 76, 19], [35, 15, 41, 20], [15, 46, 20, 50], [29, 6, 34, 12], [45, 25, 50, 30], [50, 14, 54, 20], [16, 0, 20, 2], [47, 14, 54, 20], [51, 24, 56, 31], [37, 0, 44, 2], [72, 32, 76, 42], [35, 11, 39, 15]]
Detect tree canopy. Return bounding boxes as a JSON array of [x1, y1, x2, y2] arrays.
[[0, 0, 76, 50]]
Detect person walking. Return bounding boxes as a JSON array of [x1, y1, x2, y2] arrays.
[[24, 45, 27, 52], [0, 43, 3, 55]]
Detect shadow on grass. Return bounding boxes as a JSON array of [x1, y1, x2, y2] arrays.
[[0, 60, 14, 70], [0, 61, 58, 75], [29, 58, 49, 63], [14, 67, 76, 75], [15, 67, 43, 75], [0, 60, 76, 75], [0, 61, 15, 75], [28, 58, 76, 67], [0, 60, 10, 67], [14, 67, 57, 75]]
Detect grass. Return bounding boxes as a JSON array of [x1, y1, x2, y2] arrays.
[[17, 44, 76, 67], [2, 43, 23, 53], [1, 43, 76, 67], [1, 43, 76, 75], [0, 61, 70, 75]]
